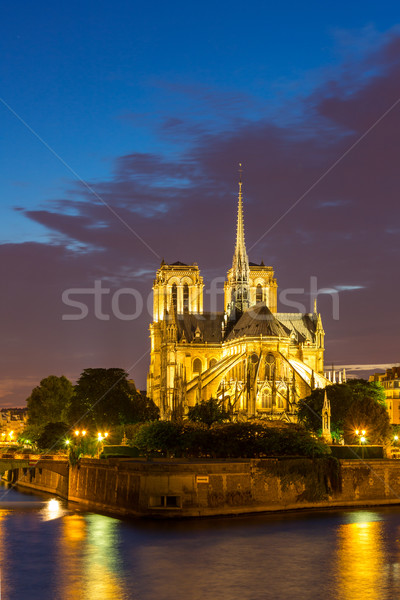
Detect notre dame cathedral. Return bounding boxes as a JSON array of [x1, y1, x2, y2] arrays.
[[147, 174, 330, 421]]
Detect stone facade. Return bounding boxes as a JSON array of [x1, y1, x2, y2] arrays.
[[370, 366, 400, 424], [147, 178, 329, 420], [11, 458, 400, 519]]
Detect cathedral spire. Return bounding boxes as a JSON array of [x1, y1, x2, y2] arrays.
[[229, 163, 250, 317], [236, 164, 246, 256]]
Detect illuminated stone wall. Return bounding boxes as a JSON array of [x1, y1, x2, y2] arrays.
[[13, 458, 400, 518]]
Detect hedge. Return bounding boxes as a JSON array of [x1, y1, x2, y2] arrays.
[[132, 421, 330, 459]]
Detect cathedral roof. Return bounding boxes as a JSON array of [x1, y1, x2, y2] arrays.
[[275, 313, 317, 343], [177, 312, 225, 343], [249, 260, 266, 267], [170, 261, 188, 266], [225, 303, 291, 341]]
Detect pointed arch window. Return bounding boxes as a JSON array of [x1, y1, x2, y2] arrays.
[[256, 284, 263, 303], [183, 283, 189, 312], [261, 390, 272, 409], [171, 283, 177, 309]]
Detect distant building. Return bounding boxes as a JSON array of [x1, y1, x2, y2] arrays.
[[0, 408, 28, 441], [147, 173, 333, 421], [369, 366, 400, 424]]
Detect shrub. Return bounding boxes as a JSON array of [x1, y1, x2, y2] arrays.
[[133, 421, 183, 457], [132, 421, 330, 459], [187, 399, 230, 427]]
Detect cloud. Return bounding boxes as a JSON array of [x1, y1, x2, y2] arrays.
[[335, 285, 365, 292], [337, 364, 399, 371], [3, 28, 400, 404]]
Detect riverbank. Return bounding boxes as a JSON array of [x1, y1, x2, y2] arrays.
[[9, 457, 400, 518]]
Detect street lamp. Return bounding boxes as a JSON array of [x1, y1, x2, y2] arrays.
[[72, 430, 89, 458], [74, 430, 87, 437], [355, 428, 367, 458], [97, 432, 109, 458]]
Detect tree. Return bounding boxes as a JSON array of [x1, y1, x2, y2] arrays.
[[131, 393, 160, 423], [19, 423, 44, 447], [26, 375, 73, 426], [132, 420, 331, 459], [297, 379, 390, 443], [345, 395, 390, 444], [187, 398, 230, 427], [67, 368, 136, 429], [36, 422, 70, 450]]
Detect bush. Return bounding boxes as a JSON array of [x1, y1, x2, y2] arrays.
[[132, 421, 330, 459], [68, 436, 98, 465], [187, 399, 230, 427], [133, 421, 183, 457]]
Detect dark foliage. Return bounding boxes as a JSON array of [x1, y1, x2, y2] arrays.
[[26, 375, 73, 426], [297, 379, 390, 443], [36, 421, 70, 450], [67, 368, 136, 428], [132, 421, 330, 459], [187, 398, 230, 427], [131, 394, 160, 423]]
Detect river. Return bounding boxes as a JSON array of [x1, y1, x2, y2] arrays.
[[1, 482, 400, 599]]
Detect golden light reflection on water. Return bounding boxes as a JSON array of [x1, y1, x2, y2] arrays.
[[57, 513, 126, 600], [0, 510, 11, 598], [335, 517, 385, 600]]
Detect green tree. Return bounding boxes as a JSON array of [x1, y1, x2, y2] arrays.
[[133, 421, 182, 457], [132, 420, 330, 459], [131, 393, 160, 423], [187, 398, 230, 427], [68, 435, 98, 465], [36, 422, 70, 450], [297, 379, 390, 443], [67, 368, 136, 429], [345, 395, 390, 444], [19, 423, 44, 447], [26, 375, 73, 426]]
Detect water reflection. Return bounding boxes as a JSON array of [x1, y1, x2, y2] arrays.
[[4, 482, 400, 600], [57, 513, 126, 600], [0, 509, 11, 598], [335, 513, 385, 600], [41, 498, 66, 521]]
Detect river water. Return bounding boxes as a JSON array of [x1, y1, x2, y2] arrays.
[[1, 482, 400, 600]]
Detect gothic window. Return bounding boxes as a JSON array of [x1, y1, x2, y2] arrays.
[[193, 358, 202, 374], [183, 283, 189, 312], [209, 358, 217, 368], [256, 284, 263, 303], [261, 390, 272, 409], [171, 283, 177, 309]]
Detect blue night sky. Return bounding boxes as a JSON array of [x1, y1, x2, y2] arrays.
[[1, 1, 400, 405]]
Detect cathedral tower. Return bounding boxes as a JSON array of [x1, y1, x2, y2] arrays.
[[147, 168, 329, 420], [225, 166, 250, 318], [152, 261, 204, 322]]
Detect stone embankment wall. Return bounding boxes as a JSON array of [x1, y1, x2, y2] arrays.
[[10, 464, 68, 499], [12, 458, 400, 518]]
